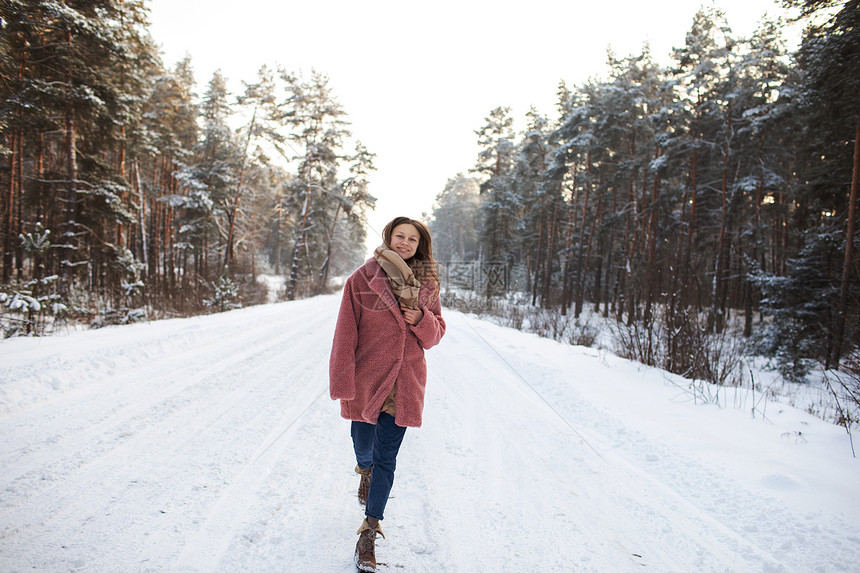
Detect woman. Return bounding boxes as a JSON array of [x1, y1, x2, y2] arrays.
[[329, 216, 446, 572]]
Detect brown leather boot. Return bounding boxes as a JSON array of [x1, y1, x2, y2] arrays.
[[355, 517, 385, 572], [355, 465, 372, 506]]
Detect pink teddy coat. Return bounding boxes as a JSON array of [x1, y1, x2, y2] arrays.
[[329, 257, 446, 428]]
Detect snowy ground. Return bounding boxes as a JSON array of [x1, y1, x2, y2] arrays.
[[0, 294, 857, 572]]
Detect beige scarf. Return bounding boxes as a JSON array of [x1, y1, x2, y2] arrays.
[[374, 244, 421, 310]]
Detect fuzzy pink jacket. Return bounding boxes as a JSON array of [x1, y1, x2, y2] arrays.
[[329, 258, 446, 428]]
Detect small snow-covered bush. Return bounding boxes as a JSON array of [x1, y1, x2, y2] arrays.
[[204, 274, 241, 312], [90, 306, 148, 328], [0, 277, 65, 338]]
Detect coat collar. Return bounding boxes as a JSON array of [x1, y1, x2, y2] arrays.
[[362, 258, 404, 322]]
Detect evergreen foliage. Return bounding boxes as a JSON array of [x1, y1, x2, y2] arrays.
[[3, 1, 858, 382], [0, 2, 374, 335], [431, 1, 860, 377]]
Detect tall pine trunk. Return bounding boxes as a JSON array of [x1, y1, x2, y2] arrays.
[[531, 208, 545, 306], [710, 109, 732, 334], [224, 106, 257, 268], [561, 178, 576, 313], [745, 144, 767, 338], [542, 199, 558, 306], [643, 146, 661, 324], [61, 62, 78, 294], [320, 204, 343, 289], [574, 151, 595, 318], [287, 185, 312, 300], [832, 55, 860, 367], [134, 162, 148, 275], [15, 129, 23, 281], [3, 131, 18, 283], [684, 147, 700, 312]]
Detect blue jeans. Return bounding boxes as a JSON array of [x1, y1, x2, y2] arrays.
[[351, 412, 407, 521]]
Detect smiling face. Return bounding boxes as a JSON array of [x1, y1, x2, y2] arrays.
[[390, 223, 421, 260]]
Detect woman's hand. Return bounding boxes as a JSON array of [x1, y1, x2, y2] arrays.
[[401, 307, 423, 325]]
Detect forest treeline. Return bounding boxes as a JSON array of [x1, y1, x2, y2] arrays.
[[430, 1, 859, 380], [0, 0, 374, 335], [1, 1, 858, 388]]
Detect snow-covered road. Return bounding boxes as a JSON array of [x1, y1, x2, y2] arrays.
[[1, 295, 858, 572]]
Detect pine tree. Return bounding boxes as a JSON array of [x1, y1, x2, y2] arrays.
[[766, 0, 860, 368], [1, 2, 376, 329], [320, 140, 377, 285], [472, 106, 517, 288], [1, 0, 155, 302], [430, 174, 481, 262], [547, 83, 601, 316], [187, 71, 241, 281], [281, 70, 352, 300], [224, 65, 282, 267], [730, 16, 796, 337], [514, 108, 556, 306], [669, 7, 736, 316]]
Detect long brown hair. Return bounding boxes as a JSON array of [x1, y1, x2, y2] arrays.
[[382, 216, 440, 296]]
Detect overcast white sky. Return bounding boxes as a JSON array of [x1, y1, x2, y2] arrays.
[[146, 0, 796, 250]]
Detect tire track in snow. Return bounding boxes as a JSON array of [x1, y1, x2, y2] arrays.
[[132, 316, 336, 570], [1, 327, 294, 481], [389, 310, 644, 571], [0, 298, 338, 572], [0, 302, 324, 493], [0, 299, 326, 464], [470, 321, 797, 572], [1, 296, 852, 571], [171, 368, 330, 571], [394, 311, 792, 571]]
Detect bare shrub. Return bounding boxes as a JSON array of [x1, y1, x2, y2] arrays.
[[823, 351, 860, 455], [697, 328, 748, 387], [566, 316, 598, 347], [529, 307, 569, 341], [504, 303, 525, 330], [611, 303, 750, 391], [609, 313, 663, 369], [664, 306, 702, 378]]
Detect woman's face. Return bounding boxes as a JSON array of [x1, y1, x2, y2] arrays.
[[390, 223, 421, 260]]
